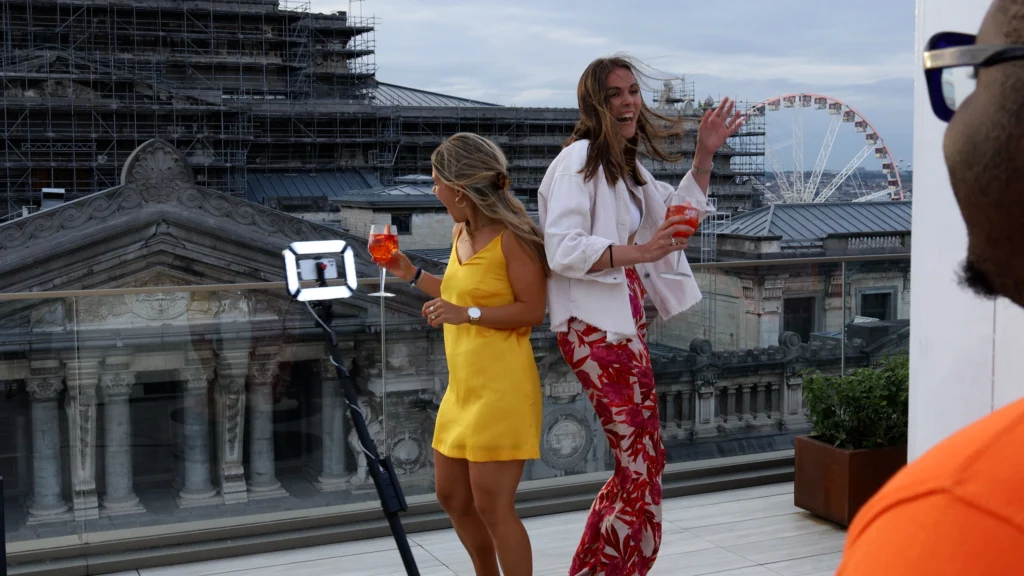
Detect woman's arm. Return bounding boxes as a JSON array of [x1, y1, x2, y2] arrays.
[[382, 253, 442, 299], [542, 173, 617, 282], [423, 233, 547, 329], [382, 225, 463, 299]]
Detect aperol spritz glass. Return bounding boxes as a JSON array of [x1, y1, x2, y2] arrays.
[[661, 200, 703, 279], [368, 224, 398, 297]]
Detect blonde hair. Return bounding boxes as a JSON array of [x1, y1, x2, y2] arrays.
[[431, 133, 550, 276]]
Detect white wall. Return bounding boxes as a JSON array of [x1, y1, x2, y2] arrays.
[[910, 0, 1024, 460]]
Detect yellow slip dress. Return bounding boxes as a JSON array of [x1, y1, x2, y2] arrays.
[[433, 229, 543, 462]]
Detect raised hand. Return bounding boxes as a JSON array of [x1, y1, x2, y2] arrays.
[[696, 96, 745, 155]]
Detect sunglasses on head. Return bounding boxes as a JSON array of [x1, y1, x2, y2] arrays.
[[924, 32, 1024, 122]]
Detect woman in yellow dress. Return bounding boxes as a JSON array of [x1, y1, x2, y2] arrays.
[[381, 132, 548, 576]]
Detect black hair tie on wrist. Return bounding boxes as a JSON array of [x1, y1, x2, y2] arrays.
[[609, 245, 615, 269]]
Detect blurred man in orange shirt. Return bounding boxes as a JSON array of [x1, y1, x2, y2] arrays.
[[837, 0, 1024, 574]]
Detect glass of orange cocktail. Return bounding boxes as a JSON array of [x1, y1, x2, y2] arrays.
[[661, 201, 701, 279], [368, 224, 398, 297]]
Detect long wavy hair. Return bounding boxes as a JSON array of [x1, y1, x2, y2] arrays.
[[566, 55, 686, 187], [431, 133, 550, 276]]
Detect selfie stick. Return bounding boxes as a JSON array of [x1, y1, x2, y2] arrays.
[[282, 241, 419, 576]]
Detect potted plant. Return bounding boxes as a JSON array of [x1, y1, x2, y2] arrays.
[[794, 354, 909, 527]]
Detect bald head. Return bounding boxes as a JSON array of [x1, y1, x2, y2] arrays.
[[944, 0, 1024, 306], [988, 0, 1024, 43]]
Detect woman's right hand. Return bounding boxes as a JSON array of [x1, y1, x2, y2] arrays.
[[381, 250, 416, 282], [639, 216, 695, 263]]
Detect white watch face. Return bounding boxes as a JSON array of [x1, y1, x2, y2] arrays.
[[469, 307, 481, 319]]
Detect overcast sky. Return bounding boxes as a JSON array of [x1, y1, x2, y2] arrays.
[[309, 0, 916, 171]]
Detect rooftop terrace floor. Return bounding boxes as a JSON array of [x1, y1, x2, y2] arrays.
[[102, 482, 846, 576]]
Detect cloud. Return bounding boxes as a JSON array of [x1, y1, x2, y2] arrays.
[[308, 0, 916, 168]]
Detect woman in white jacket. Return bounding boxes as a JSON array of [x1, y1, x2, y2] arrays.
[[539, 56, 744, 576]]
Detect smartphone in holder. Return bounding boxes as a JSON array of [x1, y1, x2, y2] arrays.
[[299, 258, 338, 281]]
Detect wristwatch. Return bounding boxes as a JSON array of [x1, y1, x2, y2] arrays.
[[467, 307, 482, 326]]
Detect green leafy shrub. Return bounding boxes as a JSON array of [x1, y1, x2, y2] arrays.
[[802, 354, 909, 450]]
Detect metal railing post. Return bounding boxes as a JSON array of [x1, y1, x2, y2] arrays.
[[1, 476, 7, 576]]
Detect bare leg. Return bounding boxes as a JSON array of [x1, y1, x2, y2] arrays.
[[469, 460, 532, 576], [434, 450, 499, 576]]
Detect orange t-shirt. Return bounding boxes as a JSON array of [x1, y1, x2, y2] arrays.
[[837, 397, 1024, 575]]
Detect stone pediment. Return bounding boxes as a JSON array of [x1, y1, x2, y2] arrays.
[[0, 140, 443, 317]]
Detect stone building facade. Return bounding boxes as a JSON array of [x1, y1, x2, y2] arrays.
[[0, 140, 904, 557]]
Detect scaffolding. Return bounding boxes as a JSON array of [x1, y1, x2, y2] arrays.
[[0, 2, 766, 218], [0, 0, 377, 213]]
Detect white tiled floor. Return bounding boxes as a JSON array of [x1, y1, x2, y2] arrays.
[[105, 482, 846, 576]]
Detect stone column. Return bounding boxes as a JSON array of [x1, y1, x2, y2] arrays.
[[741, 385, 753, 422], [770, 383, 782, 420], [176, 363, 219, 507], [25, 360, 72, 524], [694, 383, 718, 438], [99, 356, 144, 515], [755, 384, 767, 420], [664, 392, 677, 430], [315, 358, 348, 491], [681, 390, 692, 423], [246, 347, 287, 500], [215, 348, 249, 504], [785, 375, 808, 428], [64, 355, 101, 520], [725, 385, 738, 424]]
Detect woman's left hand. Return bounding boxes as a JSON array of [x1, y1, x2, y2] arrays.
[[696, 96, 746, 155], [422, 298, 469, 328]]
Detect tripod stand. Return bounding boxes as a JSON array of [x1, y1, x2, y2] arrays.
[[305, 293, 419, 575]]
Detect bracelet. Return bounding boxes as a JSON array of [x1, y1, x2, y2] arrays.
[[692, 165, 713, 174], [410, 267, 423, 286], [608, 245, 615, 269]]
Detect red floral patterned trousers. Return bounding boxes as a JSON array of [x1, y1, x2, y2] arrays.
[[557, 267, 666, 576]]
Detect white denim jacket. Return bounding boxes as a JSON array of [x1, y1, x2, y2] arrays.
[[538, 139, 711, 342]]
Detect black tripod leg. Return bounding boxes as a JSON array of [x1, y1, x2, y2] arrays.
[[332, 357, 419, 576]]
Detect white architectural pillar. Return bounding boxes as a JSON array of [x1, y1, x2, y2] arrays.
[[315, 358, 348, 491], [177, 363, 220, 507], [25, 359, 72, 525], [99, 355, 144, 516], [246, 347, 287, 500], [64, 355, 101, 520], [909, 0, 1024, 459]]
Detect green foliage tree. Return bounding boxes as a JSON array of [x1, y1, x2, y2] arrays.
[[802, 354, 910, 450]]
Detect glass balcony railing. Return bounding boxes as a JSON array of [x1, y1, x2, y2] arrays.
[[0, 255, 908, 562]]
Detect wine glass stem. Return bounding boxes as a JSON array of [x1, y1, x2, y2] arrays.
[[379, 284, 387, 456]]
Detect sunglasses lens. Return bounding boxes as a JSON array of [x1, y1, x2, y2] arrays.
[[941, 67, 977, 113], [927, 32, 978, 122]]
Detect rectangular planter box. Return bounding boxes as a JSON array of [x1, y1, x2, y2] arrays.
[[793, 435, 907, 527]]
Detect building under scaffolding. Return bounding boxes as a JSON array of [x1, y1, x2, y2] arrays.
[[0, 0, 765, 218]]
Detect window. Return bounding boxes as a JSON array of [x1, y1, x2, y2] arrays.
[[391, 213, 412, 235], [783, 296, 816, 343], [860, 291, 893, 321]]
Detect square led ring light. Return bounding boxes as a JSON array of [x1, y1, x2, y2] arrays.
[[283, 240, 359, 301]]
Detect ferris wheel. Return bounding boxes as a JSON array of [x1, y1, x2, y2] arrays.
[[744, 93, 904, 204]]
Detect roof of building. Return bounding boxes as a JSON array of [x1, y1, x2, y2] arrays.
[[393, 174, 434, 184], [370, 82, 500, 108], [328, 181, 443, 209], [246, 171, 383, 204], [715, 201, 912, 247], [407, 247, 452, 264]]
